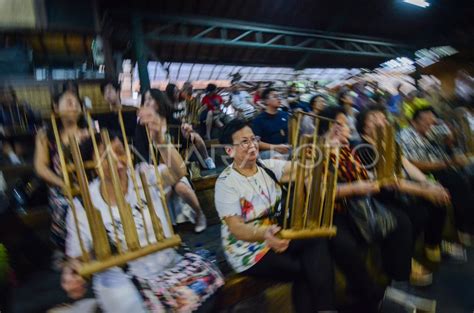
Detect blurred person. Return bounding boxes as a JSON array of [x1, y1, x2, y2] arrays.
[[318, 106, 434, 312], [399, 106, 474, 250], [0, 86, 38, 132], [229, 83, 256, 119], [34, 90, 89, 268], [0, 141, 22, 165], [96, 81, 138, 138], [61, 115, 223, 312], [164, 84, 216, 170], [337, 90, 359, 140], [252, 88, 290, 160], [387, 83, 404, 116], [178, 81, 201, 125], [253, 82, 265, 108], [286, 83, 310, 113], [401, 90, 430, 126], [300, 94, 327, 135], [134, 89, 208, 232], [355, 105, 452, 285], [201, 84, 224, 140], [216, 119, 336, 313]]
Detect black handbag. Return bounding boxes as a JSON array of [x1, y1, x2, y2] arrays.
[[345, 196, 397, 243]]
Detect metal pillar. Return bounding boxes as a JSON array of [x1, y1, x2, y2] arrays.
[[132, 13, 150, 93]]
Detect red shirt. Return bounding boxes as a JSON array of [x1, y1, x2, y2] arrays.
[[202, 94, 223, 112], [253, 93, 261, 105]]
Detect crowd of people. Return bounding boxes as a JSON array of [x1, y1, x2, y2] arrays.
[[0, 76, 473, 312]]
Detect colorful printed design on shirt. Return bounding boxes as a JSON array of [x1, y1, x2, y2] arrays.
[[134, 253, 224, 313], [223, 197, 275, 270]]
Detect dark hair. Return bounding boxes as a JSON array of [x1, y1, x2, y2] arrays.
[[79, 130, 123, 163], [100, 81, 120, 94], [51, 90, 84, 111], [219, 118, 251, 145], [356, 104, 387, 136], [317, 106, 346, 136], [206, 84, 217, 93], [182, 81, 193, 93], [337, 90, 350, 106], [141, 88, 173, 121], [62, 80, 79, 95], [261, 88, 277, 101], [46, 90, 87, 142], [165, 83, 178, 103], [309, 94, 325, 106], [412, 106, 437, 122]]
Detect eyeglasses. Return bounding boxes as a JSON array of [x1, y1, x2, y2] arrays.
[[233, 136, 261, 149]]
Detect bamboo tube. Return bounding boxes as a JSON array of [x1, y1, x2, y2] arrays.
[[50, 114, 89, 262], [101, 130, 140, 251], [290, 139, 306, 230], [117, 110, 151, 245], [328, 146, 340, 228], [78, 235, 181, 277], [139, 171, 165, 241], [85, 111, 122, 254], [69, 132, 111, 260], [283, 112, 302, 229], [145, 127, 175, 236]]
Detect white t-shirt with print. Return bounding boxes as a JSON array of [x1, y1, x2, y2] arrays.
[[66, 164, 180, 281], [214, 159, 287, 273]]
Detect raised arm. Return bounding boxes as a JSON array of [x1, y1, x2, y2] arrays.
[[34, 128, 65, 189], [137, 107, 187, 188]]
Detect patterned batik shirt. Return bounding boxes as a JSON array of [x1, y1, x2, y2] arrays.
[[398, 126, 449, 163]]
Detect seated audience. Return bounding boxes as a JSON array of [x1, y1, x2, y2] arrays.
[[398, 106, 474, 248], [165, 84, 216, 169], [134, 89, 208, 232], [318, 106, 434, 312], [201, 84, 224, 140], [300, 93, 327, 135], [96, 81, 138, 138], [252, 88, 291, 159], [215, 119, 336, 313], [34, 90, 90, 267], [337, 90, 359, 140], [229, 83, 256, 119], [355, 105, 452, 281], [61, 111, 223, 312]]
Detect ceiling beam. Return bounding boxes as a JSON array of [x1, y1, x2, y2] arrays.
[[141, 14, 414, 62]]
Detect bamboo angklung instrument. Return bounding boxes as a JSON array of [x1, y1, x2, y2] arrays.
[[279, 111, 339, 239], [374, 123, 402, 185], [51, 111, 181, 277]]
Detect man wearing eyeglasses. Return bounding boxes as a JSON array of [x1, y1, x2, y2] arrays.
[[252, 88, 291, 159], [214, 118, 336, 313]]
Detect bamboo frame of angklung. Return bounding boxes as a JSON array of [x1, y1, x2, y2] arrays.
[[374, 123, 402, 186], [50, 111, 181, 277], [280, 111, 339, 240]]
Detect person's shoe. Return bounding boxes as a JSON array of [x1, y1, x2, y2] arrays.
[[195, 213, 207, 233], [441, 240, 467, 263], [204, 157, 216, 170], [385, 284, 436, 313], [458, 231, 474, 247], [425, 245, 441, 263], [410, 259, 433, 287]]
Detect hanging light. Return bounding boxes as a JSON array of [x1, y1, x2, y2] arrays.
[[403, 0, 430, 8]]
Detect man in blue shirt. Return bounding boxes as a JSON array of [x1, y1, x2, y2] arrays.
[[252, 88, 290, 159], [387, 83, 404, 116]]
